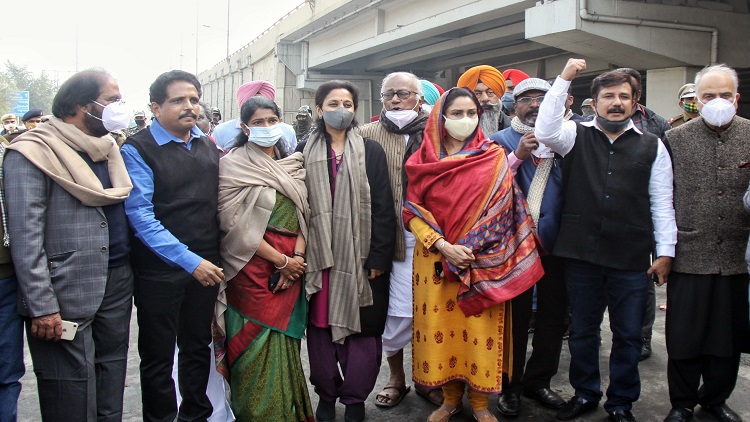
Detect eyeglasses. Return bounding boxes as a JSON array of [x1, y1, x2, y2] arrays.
[[515, 96, 545, 105], [380, 90, 417, 100]]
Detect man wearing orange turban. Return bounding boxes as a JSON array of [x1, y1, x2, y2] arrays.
[[457, 65, 511, 136]]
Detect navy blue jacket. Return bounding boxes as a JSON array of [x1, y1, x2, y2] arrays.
[[490, 128, 564, 252]]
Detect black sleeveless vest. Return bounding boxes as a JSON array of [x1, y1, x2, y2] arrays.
[[554, 125, 658, 270], [125, 129, 220, 272]]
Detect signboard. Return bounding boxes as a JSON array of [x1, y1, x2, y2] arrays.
[[10, 91, 29, 115]]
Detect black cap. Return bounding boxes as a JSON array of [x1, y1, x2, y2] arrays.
[[21, 108, 43, 122]]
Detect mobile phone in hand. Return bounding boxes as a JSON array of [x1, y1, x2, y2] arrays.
[[268, 272, 281, 291], [61, 320, 79, 341]]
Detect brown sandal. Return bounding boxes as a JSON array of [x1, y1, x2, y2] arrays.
[[374, 384, 411, 408], [427, 405, 463, 422], [472, 410, 499, 422], [416, 384, 444, 406]]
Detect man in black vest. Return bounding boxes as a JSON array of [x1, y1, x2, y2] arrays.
[[535, 59, 677, 422], [122, 70, 223, 422]]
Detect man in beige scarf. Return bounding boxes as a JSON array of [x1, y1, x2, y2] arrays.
[[4, 69, 135, 422]]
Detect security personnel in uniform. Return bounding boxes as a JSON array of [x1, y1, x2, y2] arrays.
[[669, 83, 699, 128]]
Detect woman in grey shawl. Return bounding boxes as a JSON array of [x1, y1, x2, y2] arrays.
[[295, 80, 396, 422]]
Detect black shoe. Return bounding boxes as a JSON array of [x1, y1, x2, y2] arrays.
[[609, 409, 636, 422], [497, 392, 520, 417], [664, 408, 693, 422], [640, 337, 652, 361], [316, 399, 336, 422], [703, 403, 741, 422], [524, 387, 565, 410], [557, 396, 598, 421], [344, 403, 365, 422]]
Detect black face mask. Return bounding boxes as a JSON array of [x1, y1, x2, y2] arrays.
[[135, 119, 146, 127], [596, 116, 629, 133]]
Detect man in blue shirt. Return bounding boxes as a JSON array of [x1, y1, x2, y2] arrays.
[[490, 78, 568, 417], [121, 70, 223, 422]]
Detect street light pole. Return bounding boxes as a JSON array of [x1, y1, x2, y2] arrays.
[[226, 0, 231, 64], [195, 0, 199, 74]]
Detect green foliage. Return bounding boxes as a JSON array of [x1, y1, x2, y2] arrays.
[[1, 61, 57, 116]]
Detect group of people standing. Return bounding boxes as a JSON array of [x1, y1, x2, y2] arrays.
[[0, 56, 748, 422]]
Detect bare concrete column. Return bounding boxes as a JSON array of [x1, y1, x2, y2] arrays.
[[646, 67, 701, 119]]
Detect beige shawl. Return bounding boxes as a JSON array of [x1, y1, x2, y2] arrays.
[[303, 129, 372, 343], [214, 145, 309, 373], [217, 145, 309, 279], [6, 117, 132, 206]]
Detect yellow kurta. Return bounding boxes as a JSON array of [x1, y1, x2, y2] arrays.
[[410, 217, 511, 394]]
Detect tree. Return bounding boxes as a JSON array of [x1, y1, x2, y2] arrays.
[[1, 61, 57, 117]]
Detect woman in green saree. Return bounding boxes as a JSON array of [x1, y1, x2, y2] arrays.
[[215, 96, 313, 421]]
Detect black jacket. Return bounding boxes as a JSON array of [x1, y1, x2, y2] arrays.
[[296, 135, 397, 336]]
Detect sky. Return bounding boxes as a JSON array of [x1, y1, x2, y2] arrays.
[[0, 0, 303, 115]]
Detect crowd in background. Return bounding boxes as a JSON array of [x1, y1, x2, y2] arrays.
[[0, 57, 748, 422]]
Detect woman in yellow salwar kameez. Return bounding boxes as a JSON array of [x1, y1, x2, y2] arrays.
[[403, 87, 544, 422]]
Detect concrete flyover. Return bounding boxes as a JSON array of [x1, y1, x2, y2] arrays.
[[199, 0, 750, 125]]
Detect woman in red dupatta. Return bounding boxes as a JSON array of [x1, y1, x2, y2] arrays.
[[403, 87, 544, 422]]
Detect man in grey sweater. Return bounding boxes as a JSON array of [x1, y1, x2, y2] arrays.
[[663, 64, 750, 422]]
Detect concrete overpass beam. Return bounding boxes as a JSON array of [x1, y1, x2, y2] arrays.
[[526, 0, 715, 69]]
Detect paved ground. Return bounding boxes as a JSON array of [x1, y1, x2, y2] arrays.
[[17, 285, 750, 421]]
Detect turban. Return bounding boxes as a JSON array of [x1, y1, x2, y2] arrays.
[[419, 80, 440, 105], [501, 69, 531, 87], [457, 65, 506, 97], [432, 82, 445, 96], [236, 81, 276, 107]]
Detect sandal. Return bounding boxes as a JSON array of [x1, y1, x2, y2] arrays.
[[427, 404, 463, 422], [374, 384, 411, 408], [416, 384, 444, 406], [473, 410, 499, 422]]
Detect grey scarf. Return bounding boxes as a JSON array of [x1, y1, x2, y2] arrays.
[[303, 129, 372, 343]]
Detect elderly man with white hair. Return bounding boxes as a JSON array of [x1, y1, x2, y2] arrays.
[[662, 64, 750, 422], [359, 71, 439, 409]]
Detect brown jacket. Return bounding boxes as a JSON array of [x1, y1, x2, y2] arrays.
[[668, 116, 750, 275]]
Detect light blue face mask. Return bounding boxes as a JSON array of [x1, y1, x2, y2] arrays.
[[247, 124, 283, 147], [501, 92, 515, 112]]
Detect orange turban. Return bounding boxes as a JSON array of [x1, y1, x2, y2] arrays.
[[457, 65, 506, 96]]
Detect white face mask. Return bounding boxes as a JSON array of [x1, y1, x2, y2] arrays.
[[443, 116, 479, 141], [699, 97, 736, 127], [89, 100, 132, 132], [421, 104, 433, 113], [246, 124, 283, 147], [384, 109, 418, 129]]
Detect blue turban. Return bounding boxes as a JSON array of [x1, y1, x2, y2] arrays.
[[419, 80, 440, 105]]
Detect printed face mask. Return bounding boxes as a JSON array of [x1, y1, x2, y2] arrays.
[[443, 116, 478, 141], [89, 100, 132, 132], [682, 101, 698, 114], [699, 97, 736, 127]]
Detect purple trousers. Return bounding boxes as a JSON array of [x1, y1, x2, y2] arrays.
[[306, 325, 382, 405]]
